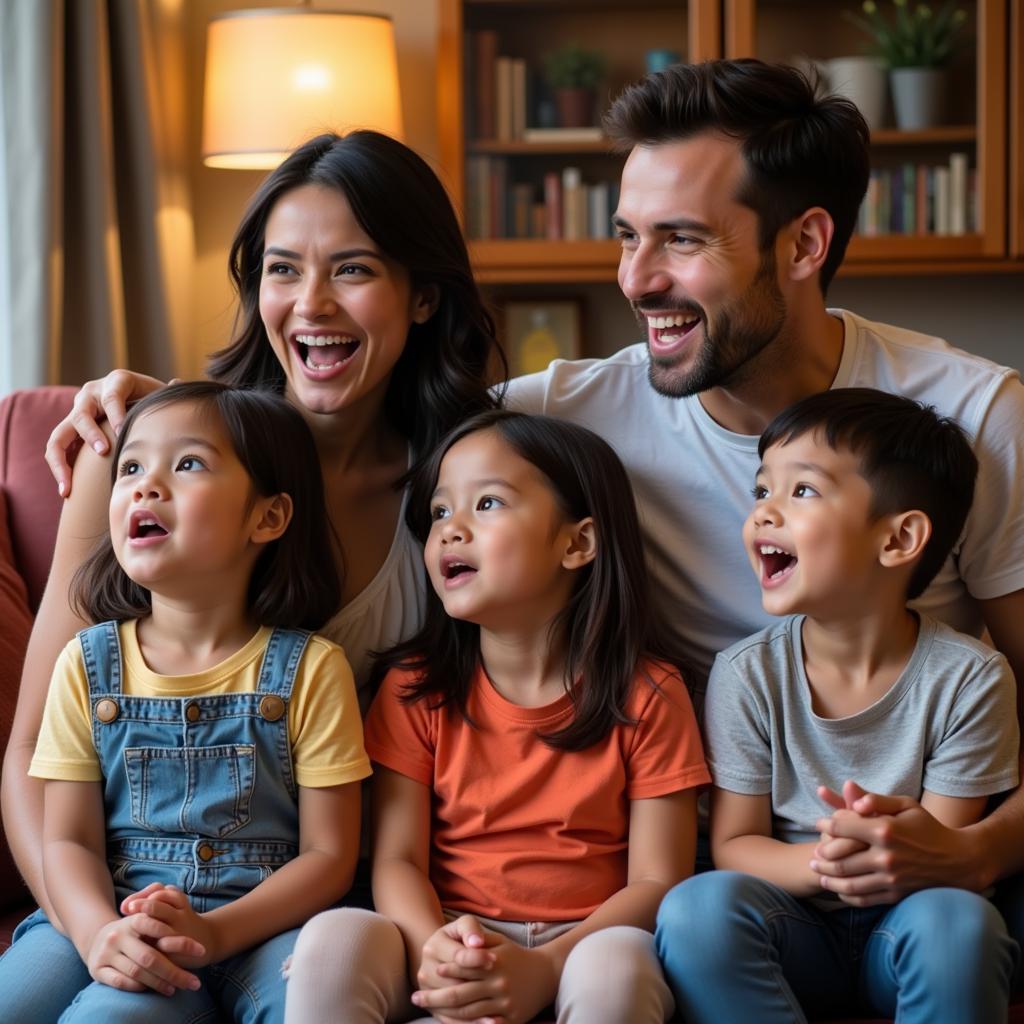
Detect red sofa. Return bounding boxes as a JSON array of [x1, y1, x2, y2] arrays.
[[0, 386, 1019, 1021], [0, 386, 76, 950]]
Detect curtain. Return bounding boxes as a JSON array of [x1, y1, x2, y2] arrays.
[[0, 0, 192, 393]]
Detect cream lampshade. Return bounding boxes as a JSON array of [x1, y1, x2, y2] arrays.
[[202, 9, 403, 169]]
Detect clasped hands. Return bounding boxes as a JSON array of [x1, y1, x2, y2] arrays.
[[87, 883, 209, 997], [411, 914, 559, 1024], [811, 779, 975, 906]]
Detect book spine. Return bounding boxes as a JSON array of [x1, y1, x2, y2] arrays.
[[495, 56, 514, 142], [511, 59, 527, 140], [562, 166, 583, 240], [473, 30, 498, 141], [544, 171, 562, 240], [948, 151, 968, 236], [588, 182, 610, 239], [916, 165, 928, 235], [934, 166, 951, 235], [902, 163, 915, 235]]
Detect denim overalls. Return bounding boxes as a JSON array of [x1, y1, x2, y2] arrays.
[[0, 620, 312, 1024]]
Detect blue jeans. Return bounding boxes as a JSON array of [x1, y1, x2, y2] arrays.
[[656, 871, 1018, 1023], [0, 908, 91, 1023]]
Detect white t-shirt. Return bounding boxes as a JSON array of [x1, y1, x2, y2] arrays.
[[506, 309, 1024, 681], [320, 484, 426, 709]]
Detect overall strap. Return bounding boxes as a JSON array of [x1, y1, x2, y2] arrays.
[[255, 628, 312, 701], [77, 620, 124, 698]]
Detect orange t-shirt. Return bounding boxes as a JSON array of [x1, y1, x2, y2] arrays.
[[364, 659, 709, 921]]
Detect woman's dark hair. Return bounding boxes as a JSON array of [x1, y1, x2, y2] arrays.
[[373, 410, 689, 751], [207, 130, 506, 469], [759, 388, 978, 600], [603, 58, 870, 294], [72, 381, 341, 629]]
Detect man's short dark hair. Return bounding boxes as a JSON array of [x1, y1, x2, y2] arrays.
[[758, 388, 978, 600], [603, 59, 870, 294]]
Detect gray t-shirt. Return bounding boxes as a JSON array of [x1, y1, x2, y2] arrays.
[[705, 615, 1019, 845]]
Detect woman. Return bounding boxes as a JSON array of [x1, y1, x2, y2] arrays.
[[1, 130, 505, 1022]]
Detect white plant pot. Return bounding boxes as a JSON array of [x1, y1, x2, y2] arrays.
[[824, 56, 888, 131], [890, 67, 948, 130]]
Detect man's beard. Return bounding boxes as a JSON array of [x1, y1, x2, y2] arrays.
[[639, 254, 787, 399]]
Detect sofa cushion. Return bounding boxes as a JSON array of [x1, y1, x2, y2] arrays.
[[0, 386, 76, 610], [0, 487, 33, 918]]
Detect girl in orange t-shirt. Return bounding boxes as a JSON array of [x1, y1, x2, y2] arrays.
[[284, 410, 710, 1024]]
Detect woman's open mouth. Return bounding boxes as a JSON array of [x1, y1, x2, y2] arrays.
[[293, 334, 360, 374]]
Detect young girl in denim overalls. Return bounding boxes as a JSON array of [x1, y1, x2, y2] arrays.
[[0, 381, 368, 1023], [286, 411, 710, 1024]]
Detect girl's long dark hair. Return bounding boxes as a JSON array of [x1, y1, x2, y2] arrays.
[[372, 410, 690, 751], [206, 130, 506, 472], [71, 382, 340, 630]]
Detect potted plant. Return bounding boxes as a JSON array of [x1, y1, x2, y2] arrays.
[[543, 43, 607, 128], [845, 0, 969, 129]]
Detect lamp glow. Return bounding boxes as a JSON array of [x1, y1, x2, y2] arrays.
[[201, 9, 403, 170]]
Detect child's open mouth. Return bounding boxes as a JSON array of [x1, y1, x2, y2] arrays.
[[129, 509, 169, 542], [758, 543, 797, 585], [440, 555, 477, 588]]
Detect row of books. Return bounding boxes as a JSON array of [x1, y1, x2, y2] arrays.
[[855, 154, 975, 237], [466, 158, 619, 241], [469, 30, 601, 143]]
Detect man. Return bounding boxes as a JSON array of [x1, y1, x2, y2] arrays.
[[506, 58, 1024, 917]]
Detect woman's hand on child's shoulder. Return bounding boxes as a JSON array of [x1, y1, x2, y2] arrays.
[[412, 915, 558, 1024]]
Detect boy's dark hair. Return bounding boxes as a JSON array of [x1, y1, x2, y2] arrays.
[[208, 130, 506, 473], [373, 410, 690, 751], [72, 381, 341, 630], [758, 388, 978, 600], [603, 58, 870, 294]]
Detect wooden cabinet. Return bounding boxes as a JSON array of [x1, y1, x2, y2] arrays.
[[1011, 0, 1024, 257], [438, 0, 720, 283], [438, 0, 1024, 282], [725, 0, 1012, 273]]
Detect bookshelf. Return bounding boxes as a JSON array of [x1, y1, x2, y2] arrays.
[[437, 0, 721, 283], [724, 0, 1011, 270], [437, 0, 1024, 289]]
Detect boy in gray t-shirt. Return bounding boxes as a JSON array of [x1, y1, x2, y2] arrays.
[[656, 388, 1020, 1023]]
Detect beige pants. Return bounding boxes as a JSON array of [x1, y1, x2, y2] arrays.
[[283, 906, 674, 1024]]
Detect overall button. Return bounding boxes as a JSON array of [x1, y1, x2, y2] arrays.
[[185, 702, 201, 723], [197, 843, 215, 862], [259, 694, 286, 722], [95, 698, 119, 724]]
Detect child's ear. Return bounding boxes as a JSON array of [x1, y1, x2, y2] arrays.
[[878, 509, 931, 569], [250, 493, 293, 545], [562, 517, 597, 571]]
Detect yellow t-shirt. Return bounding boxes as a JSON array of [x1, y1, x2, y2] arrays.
[[30, 621, 372, 789]]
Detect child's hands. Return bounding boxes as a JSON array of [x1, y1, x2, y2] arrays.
[[86, 913, 203, 995], [418, 915, 497, 990], [413, 930, 559, 1024], [812, 782, 875, 903], [121, 885, 219, 968]]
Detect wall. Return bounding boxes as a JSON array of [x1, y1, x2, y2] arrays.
[[182, 1, 1022, 379]]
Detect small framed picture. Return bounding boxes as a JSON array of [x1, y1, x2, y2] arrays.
[[502, 299, 582, 378]]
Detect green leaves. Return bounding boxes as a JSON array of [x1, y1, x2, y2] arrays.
[[543, 44, 607, 90], [843, 0, 968, 68]]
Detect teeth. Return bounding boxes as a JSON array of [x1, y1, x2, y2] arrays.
[[647, 314, 699, 330], [294, 334, 356, 347], [304, 353, 348, 371], [759, 544, 790, 555], [139, 518, 158, 527]]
